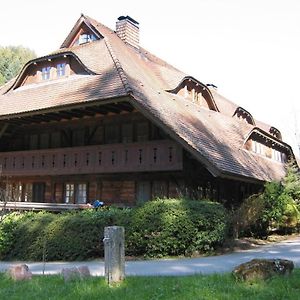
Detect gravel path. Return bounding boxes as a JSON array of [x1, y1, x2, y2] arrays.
[[1, 235, 299, 276]]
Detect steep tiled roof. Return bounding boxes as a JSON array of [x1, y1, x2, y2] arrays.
[[0, 15, 295, 182]]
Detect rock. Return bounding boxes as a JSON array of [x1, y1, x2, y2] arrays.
[[77, 266, 91, 278], [61, 266, 91, 282], [233, 258, 294, 281], [7, 264, 32, 281]]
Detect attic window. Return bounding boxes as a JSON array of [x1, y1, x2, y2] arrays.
[[42, 67, 51, 80], [172, 79, 217, 111], [77, 33, 97, 45], [246, 134, 287, 163], [57, 63, 66, 77]]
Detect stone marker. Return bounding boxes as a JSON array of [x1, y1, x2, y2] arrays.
[[61, 266, 91, 282], [7, 264, 32, 281], [233, 258, 294, 281], [103, 226, 125, 285]]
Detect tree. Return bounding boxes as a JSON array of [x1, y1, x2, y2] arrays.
[[282, 159, 300, 204], [233, 160, 300, 238], [0, 46, 36, 86]]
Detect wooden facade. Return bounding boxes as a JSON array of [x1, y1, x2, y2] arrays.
[[0, 100, 259, 208]]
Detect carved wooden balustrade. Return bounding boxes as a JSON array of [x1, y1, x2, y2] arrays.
[[0, 140, 182, 176]]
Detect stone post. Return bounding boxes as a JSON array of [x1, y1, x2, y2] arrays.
[[103, 226, 125, 285]]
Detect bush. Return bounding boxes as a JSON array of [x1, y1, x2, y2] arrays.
[[0, 199, 228, 260], [233, 161, 300, 238], [126, 199, 229, 258], [0, 208, 132, 261], [231, 193, 265, 238]]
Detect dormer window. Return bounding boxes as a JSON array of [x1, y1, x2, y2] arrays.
[[42, 67, 51, 80], [170, 78, 218, 111], [245, 132, 288, 163], [57, 63, 66, 77], [77, 33, 96, 45]]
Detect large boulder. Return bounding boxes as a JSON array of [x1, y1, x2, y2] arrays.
[[7, 264, 32, 281], [233, 259, 294, 281]]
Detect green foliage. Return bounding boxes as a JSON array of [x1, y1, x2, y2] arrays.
[[231, 193, 265, 238], [0, 199, 228, 261], [236, 160, 300, 237], [0, 45, 36, 86], [0, 208, 132, 261], [282, 159, 300, 205], [261, 181, 285, 225], [126, 199, 229, 257]]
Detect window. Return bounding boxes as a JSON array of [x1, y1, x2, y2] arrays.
[[78, 33, 96, 45], [64, 183, 87, 204], [64, 183, 75, 203], [272, 149, 285, 162], [252, 140, 264, 155], [5, 182, 23, 202], [42, 67, 51, 80], [76, 183, 87, 204], [24, 183, 32, 202], [57, 63, 66, 77]]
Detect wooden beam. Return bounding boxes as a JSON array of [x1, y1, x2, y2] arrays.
[[104, 104, 121, 113], [72, 108, 96, 117]]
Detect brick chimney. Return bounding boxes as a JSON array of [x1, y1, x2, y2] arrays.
[[116, 16, 139, 49]]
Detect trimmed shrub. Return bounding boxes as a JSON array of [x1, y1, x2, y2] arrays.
[[0, 199, 228, 260], [126, 199, 229, 258], [0, 208, 132, 261]]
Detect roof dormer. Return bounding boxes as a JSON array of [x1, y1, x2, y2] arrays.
[[270, 127, 282, 140], [61, 15, 102, 49], [169, 77, 218, 111], [233, 107, 255, 125], [9, 53, 95, 91]]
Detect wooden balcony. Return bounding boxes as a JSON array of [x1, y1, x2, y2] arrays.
[[0, 140, 182, 176]]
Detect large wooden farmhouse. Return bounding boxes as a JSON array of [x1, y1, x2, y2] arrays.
[[0, 15, 296, 210]]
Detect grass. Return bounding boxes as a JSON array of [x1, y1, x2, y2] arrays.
[[0, 269, 300, 300]]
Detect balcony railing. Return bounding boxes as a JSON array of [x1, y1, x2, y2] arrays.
[[0, 140, 182, 176], [0, 201, 91, 211]]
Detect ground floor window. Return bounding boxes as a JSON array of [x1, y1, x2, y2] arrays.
[[77, 183, 87, 204], [64, 183, 87, 204], [24, 183, 32, 202], [5, 182, 23, 201], [64, 183, 75, 203]]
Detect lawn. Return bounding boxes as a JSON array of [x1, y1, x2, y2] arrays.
[[0, 269, 299, 300]]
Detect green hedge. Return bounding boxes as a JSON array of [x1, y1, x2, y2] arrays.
[[126, 199, 229, 257], [0, 208, 131, 261], [0, 199, 229, 261]]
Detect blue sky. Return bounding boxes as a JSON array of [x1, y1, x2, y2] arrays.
[[1, 0, 300, 155]]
